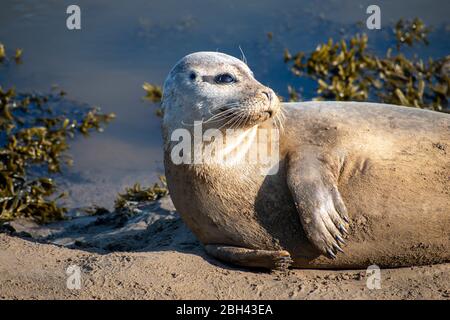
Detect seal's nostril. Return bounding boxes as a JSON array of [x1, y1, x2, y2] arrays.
[[262, 91, 272, 102]]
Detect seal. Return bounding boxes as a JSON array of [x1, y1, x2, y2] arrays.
[[162, 52, 450, 270]]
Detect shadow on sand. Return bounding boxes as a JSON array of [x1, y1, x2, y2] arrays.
[[0, 196, 271, 273]]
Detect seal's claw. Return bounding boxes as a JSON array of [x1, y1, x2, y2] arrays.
[[273, 254, 293, 271], [286, 150, 351, 260], [303, 204, 349, 259], [327, 248, 337, 259], [333, 242, 344, 253], [204, 245, 294, 270], [336, 234, 346, 245], [339, 224, 349, 234], [287, 170, 350, 259]]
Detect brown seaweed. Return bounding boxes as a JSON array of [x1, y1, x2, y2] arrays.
[[284, 18, 448, 112], [0, 43, 115, 223]]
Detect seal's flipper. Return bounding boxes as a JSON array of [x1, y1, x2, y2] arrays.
[[204, 245, 292, 270], [286, 150, 350, 259]]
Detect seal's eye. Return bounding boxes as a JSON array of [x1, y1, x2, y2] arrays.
[[189, 72, 196, 80], [215, 73, 236, 84]]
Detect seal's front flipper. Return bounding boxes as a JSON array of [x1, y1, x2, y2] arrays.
[[287, 150, 350, 259], [204, 245, 292, 270]]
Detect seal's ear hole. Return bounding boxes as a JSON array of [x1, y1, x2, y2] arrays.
[[189, 72, 197, 80]]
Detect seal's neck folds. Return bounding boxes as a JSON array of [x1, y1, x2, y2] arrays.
[[202, 126, 258, 166], [168, 121, 280, 175]]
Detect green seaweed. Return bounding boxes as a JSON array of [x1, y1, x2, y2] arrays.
[[13, 48, 22, 64], [0, 43, 115, 223], [395, 18, 431, 49], [0, 44, 5, 62], [114, 176, 168, 212], [142, 82, 164, 117], [284, 18, 449, 112]]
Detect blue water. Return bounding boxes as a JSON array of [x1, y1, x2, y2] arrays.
[[0, 0, 449, 208]]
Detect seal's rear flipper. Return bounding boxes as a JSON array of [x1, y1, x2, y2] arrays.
[[286, 149, 350, 259], [204, 245, 292, 270]]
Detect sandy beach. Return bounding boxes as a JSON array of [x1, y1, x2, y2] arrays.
[[0, 196, 448, 300]]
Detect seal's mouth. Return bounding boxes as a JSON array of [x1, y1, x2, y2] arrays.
[[216, 108, 272, 120], [264, 110, 274, 118], [206, 89, 280, 129], [253, 110, 274, 123], [206, 107, 277, 129]]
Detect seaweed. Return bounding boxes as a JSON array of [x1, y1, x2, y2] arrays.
[[114, 176, 168, 212], [395, 18, 431, 49], [0, 43, 115, 223], [0, 44, 5, 62], [284, 18, 449, 112], [142, 82, 164, 117]]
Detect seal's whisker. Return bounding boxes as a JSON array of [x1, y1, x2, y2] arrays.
[[209, 103, 241, 114], [211, 105, 240, 115], [218, 111, 243, 131], [226, 110, 243, 130], [239, 111, 250, 128], [182, 107, 243, 128], [216, 113, 241, 130], [273, 115, 280, 132], [228, 117, 239, 130], [274, 111, 280, 132], [244, 113, 251, 127], [204, 107, 241, 122], [239, 46, 248, 65], [279, 114, 285, 133], [231, 111, 246, 129], [280, 107, 286, 121], [235, 114, 247, 129], [275, 107, 286, 133], [240, 111, 250, 128], [204, 110, 239, 124], [205, 108, 234, 120], [236, 114, 245, 129], [275, 112, 282, 133]]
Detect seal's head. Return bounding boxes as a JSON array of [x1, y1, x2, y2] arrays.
[[162, 52, 280, 131]]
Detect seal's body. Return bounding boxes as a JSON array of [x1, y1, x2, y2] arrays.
[[162, 52, 450, 269]]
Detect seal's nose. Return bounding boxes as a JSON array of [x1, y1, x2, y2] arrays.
[[262, 90, 272, 102]]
